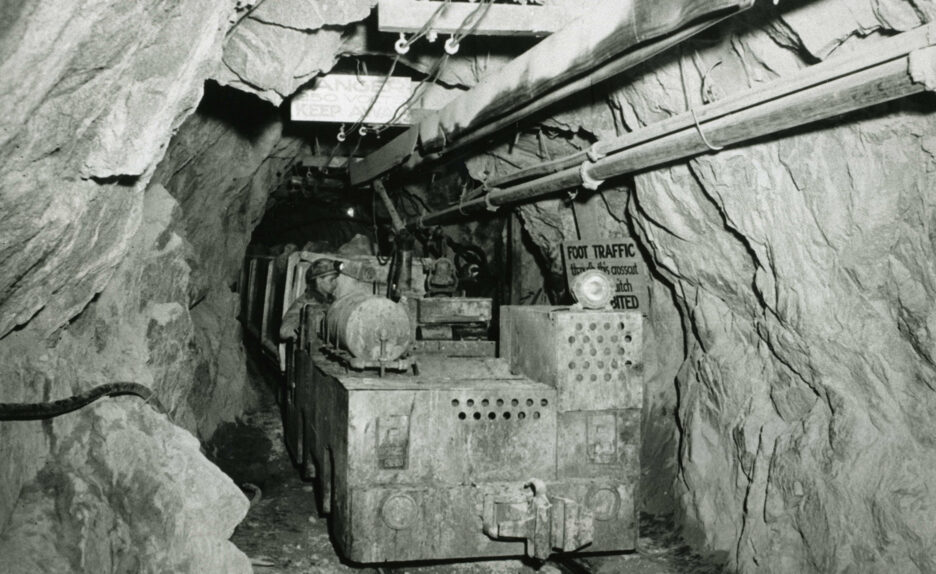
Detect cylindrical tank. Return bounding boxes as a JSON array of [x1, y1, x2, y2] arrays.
[[324, 293, 412, 362]]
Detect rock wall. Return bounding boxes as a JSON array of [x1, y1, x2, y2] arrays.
[[151, 83, 309, 438], [500, 0, 936, 571], [0, 400, 249, 573], [0, 181, 251, 572], [0, 0, 231, 338], [0, 80, 305, 574], [0, 0, 298, 570], [621, 2, 936, 570], [465, 0, 936, 569]]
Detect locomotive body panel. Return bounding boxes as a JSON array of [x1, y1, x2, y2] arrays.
[[305, 354, 558, 562], [500, 306, 643, 554]]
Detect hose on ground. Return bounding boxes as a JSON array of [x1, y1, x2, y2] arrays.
[[0, 382, 165, 421]]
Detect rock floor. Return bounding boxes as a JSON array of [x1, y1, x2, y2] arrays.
[[206, 353, 726, 574]]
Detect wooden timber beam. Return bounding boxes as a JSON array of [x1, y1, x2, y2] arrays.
[[405, 23, 936, 228], [350, 0, 755, 186], [378, 0, 583, 37], [349, 127, 418, 186], [296, 155, 361, 170]]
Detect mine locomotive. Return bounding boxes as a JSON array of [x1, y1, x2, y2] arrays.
[[242, 249, 643, 564]]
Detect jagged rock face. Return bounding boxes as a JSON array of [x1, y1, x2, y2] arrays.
[[0, 400, 249, 574], [216, 0, 374, 104], [0, 79, 304, 569], [468, 0, 936, 570], [591, 1, 936, 571], [152, 84, 308, 438], [0, 0, 232, 338], [0, 182, 251, 572], [0, 0, 284, 570], [214, 0, 523, 104]]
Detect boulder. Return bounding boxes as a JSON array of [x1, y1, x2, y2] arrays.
[[0, 400, 250, 574]]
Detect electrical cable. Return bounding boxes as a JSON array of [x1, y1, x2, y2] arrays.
[[343, 55, 402, 142], [322, 135, 346, 175], [0, 382, 166, 421], [343, 134, 365, 169], [373, 191, 393, 266], [401, 188, 431, 214], [400, 0, 451, 48], [373, 54, 452, 136], [449, 0, 494, 48], [373, 0, 490, 136], [344, 0, 449, 140]]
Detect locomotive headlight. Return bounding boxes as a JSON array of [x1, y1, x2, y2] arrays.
[[381, 493, 419, 530], [570, 269, 615, 310], [586, 487, 621, 521], [346, 207, 355, 217]]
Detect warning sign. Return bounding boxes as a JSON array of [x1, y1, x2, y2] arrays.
[[563, 238, 648, 311], [291, 74, 416, 125]]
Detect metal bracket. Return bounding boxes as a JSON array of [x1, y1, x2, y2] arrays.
[[586, 142, 606, 163], [909, 46, 936, 92], [483, 191, 500, 212], [579, 161, 604, 191], [482, 479, 594, 560], [377, 415, 410, 469]]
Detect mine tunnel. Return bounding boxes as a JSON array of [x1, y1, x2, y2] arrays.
[[3, 0, 936, 573]]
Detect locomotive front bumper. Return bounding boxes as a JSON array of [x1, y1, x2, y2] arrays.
[[341, 478, 635, 563]]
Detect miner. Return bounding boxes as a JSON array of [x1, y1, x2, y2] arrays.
[[279, 258, 340, 341]]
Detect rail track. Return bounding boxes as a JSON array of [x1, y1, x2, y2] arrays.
[[373, 555, 596, 574]]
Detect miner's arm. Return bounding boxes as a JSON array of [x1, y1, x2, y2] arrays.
[[279, 297, 306, 341]]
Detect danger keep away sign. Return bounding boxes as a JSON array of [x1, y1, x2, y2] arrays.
[[563, 238, 648, 311]]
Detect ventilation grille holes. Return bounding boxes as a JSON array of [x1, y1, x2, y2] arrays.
[[563, 316, 639, 383], [452, 396, 550, 422]]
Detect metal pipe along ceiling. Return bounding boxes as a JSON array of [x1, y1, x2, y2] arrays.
[[349, 0, 757, 186], [406, 23, 936, 229]]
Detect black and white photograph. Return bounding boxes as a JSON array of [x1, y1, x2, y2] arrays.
[[1, 0, 934, 572]]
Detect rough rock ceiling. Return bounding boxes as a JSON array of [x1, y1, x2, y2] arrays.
[[214, 0, 537, 105]]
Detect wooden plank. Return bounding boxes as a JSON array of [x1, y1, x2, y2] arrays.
[[417, 297, 493, 324], [291, 74, 416, 124], [349, 126, 419, 186], [296, 154, 359, 170], [374, 179, 406, 233], [412, 339, 496, 357], [378, 0, 578, 37], [509, 212, 523, 306], [570, 193, 607, 241]]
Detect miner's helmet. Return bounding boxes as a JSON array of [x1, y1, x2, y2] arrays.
[[305, 259, 342, 284]]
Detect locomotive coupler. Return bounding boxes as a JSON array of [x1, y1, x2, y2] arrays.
[[482, 479, 594, 560]]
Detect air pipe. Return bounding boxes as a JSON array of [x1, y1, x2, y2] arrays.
[[406, 23, 936, 229]]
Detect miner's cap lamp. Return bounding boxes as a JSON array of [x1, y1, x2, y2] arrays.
[[570, 269, 614, 310], [306, 259, 344, 281]]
